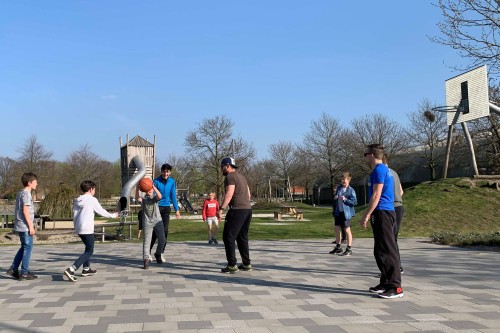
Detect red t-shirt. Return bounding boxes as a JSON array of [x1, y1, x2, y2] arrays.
[[202, 199, 219, 220]]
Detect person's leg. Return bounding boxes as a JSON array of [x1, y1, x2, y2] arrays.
[[235, 210, 252, 266], [394, 205, 404, 270], [212, 218, 219, 241], [158, 206, 171, 253], [207, 219, 212, 242], [143, 222, 154, 261], [153, 221, 166, 259], [19, 231, 33, 275], [222, 210, 245, 267], [377, 210, 401, 289], [335, 225, 341, 244], [345, 226, 352, 247], [11, 232, 27, 272], [73, 234, 94, 271]]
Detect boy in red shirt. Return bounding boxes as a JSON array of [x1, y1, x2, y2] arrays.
[[202, 192, 221, 245]]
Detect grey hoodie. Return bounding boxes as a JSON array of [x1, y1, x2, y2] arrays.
[[73, 193, 117, 234]]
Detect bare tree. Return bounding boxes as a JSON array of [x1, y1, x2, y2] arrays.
[[302, 113, 346, 194], [0, 157, 16, 198], [63, 144, 107, 193], [430, 0, 500, 75], [269, 141, 299, 201], [349, 114, 412, 173], [407, 99, 449, 180], [184, 115, 256, 201], [17, 135, 53, 173]]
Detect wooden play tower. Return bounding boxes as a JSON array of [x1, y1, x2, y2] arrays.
[[119, 135, 156, 192]]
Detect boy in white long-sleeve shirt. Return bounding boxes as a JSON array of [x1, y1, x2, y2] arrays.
[[64, 180, 118, 282]]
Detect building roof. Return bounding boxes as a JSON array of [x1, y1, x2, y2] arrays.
[[122, 135, 154, 148]]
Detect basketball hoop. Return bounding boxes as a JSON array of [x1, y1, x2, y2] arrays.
[[431, 105, 459, 113]]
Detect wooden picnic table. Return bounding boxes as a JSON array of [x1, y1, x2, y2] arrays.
[[280, 205, 297, 215]]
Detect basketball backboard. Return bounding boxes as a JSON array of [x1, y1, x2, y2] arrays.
[[445, 65, 490, 126]]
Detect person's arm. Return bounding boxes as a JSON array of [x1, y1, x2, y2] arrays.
[[219, 185, 235, 212], [93, 197, 119, 219], [135, 186, 142, 203], [345, 188, 357, 206], [168, 179, 181, 218], [400, 184, 404, 197], [153, 185, 162, 201], [23, 205, 36, 236], [202, 200, 207, 221], [360, 183, 383, 228]]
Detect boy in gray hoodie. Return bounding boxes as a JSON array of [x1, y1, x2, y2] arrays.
[[64, 180, 118, 282]]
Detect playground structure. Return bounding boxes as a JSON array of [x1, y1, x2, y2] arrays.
[[177, 189, 197, 214], [433, 65, 500, 178]]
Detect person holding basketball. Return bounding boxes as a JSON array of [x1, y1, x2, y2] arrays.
[[136, 179, 165, 269]]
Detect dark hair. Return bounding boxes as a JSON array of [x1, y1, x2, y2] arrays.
[[382, 154, 389, 165], [161, 163, 172, 171], [366, 143, 384, 159], [21, 172, 37, 186], [80, 180, 96, 193]]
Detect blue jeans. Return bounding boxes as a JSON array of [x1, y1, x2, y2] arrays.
[[11, 231, 33, 275], [72, 234, 94, 270]]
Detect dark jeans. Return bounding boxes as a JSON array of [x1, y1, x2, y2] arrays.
[[73, 234, 95, 270], [222, 209, 252, 267], [150, 206, 170, 252], [371, 210, 401, 289], [394, 205, 404, 268]]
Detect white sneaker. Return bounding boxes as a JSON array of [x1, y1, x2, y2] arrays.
[[148, 254, 152, 262], [161, 254, 166, 262]]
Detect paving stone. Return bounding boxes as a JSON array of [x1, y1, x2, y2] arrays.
[[0, 238, 498, 332]]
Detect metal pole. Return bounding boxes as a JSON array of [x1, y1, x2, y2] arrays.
[[461, 122, 479, 176], [443, 125, 453, 179]]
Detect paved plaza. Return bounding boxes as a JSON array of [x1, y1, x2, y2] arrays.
[[1, 238, 499, 333]]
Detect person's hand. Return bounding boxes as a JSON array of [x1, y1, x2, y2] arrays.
[[175, 210, 181, 219], [29, 226, 36, 236], [137, 197, 142, 203], [360, 215, 370, 229]]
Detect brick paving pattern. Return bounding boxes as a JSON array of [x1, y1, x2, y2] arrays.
[[1, 238, 499, 332]]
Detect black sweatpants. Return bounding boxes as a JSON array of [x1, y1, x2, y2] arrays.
[[222, 209, 252, 267], [371, 209, 401, 289]]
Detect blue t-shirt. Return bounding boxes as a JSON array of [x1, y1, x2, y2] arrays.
[[368, 163, 395, 211]]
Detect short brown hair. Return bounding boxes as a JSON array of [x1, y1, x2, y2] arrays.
[[21, 172, 37, 187], [341, 171, 352, 180], [366, 143, 384, 160]]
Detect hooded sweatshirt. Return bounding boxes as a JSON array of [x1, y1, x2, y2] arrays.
[[73, 193, 118, 234]]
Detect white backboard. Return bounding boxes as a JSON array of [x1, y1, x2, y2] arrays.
[[445, 65, 490, 125]]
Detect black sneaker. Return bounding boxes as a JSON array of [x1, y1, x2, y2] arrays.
[[143, 259, 149, 270], [400, 267, 404, 274], [81, 268, 97, 276], [19, 272, 38, 281], [212, 238, 218, 244], [208, 239, 213, 245], [379, 287, 404, 299], [64, 268, 77, 282], [238, 264, 253, 271], [329, 247, 343, 254], [6, 268, 19, 279], [338, 248, 352, 256], [369, 284, 386, 294], [220, 265, 238, 274], [154, 253, 163, 264]]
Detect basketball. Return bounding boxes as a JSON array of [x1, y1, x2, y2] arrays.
[[138, 178, 153, 192]]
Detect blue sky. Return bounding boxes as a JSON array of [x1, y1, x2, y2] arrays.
[[0, 1, 465, 162]]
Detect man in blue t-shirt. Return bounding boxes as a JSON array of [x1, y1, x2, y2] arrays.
[[360, 144, 403, 299]]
